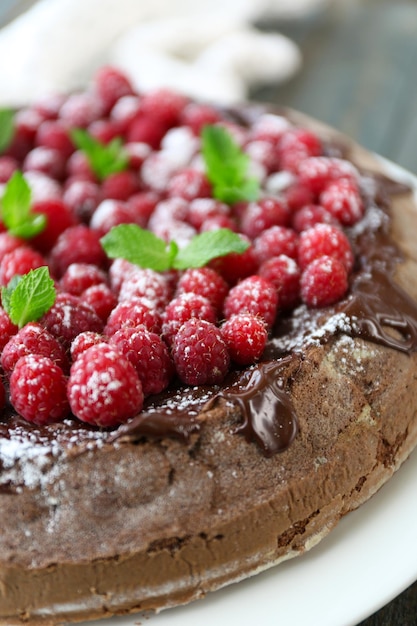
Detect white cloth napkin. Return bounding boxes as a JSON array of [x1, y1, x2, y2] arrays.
[[0, 0, 330, 106]]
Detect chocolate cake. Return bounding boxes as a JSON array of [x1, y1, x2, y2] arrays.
[[1, 67, 417, 624]]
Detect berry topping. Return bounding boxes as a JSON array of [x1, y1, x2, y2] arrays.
[[1, 322, 69, 375], [258, 255, 301, 310], [176, 267, 229, 314], [298, 223, 354, 273], [162, 292, 217, 347], [221, 313, 268, 365], [300, 255, 349, 307], [67, 343, 144, 427], [223, 275, 278, 329], [319, 178, 364, 226], [173, 318, 230, 385]]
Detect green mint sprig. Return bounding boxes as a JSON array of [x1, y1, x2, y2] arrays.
[[201, 124, 260, 205], [71, 128, 129, 180], [0, 171, 47, 238], [0, 109, 15, 154], [101, 224, 249, 271], [1, 266, 56, 328]]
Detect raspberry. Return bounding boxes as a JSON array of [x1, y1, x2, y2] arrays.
[[88, 119, 123, 144], [200, 215, 237, 233], [223, 275, 278, 329], [180, 102, 222, 134], [100, 170, 140, 201], [108, 258, 137, 294], [59, 263, 107, 296], [0, 307, 18, 351], [277, 128, 322, 172], [67, 343, 144, 427], [40, 292, 104, 350], [0, 247, 46, 286], [70, 331, 105, 361], [110, 96, 142, 133], [31, 198, 77, 253], [93, 66, 135, 113], [66, 150, 96, 181], [162, 292, 217, 346], [258, 255, 301, 310], [0, 233, 25, 263], [83, 284, 117, 323], [23, 146, 66, 181], [34, 93, 67, 120], [284, 182, 315, 212], [127, 115, 170, 150], [249, 113, 291, 144], [147, 197, 189, 229], [126, 191, 160, 228], [240, 197, 290, 239], [140, 151, 179, 192], [209, 236, 258, 286], [118, 269, 172, 311], [140, 88, 189, 128], [292, 204, 337, 233], [62, 180, 101, 223], [49, 225, 107, 277], [89, 199, 139, 236], [1, 322, 69, 376], [104, 299, 162, 337], [297, 157, 359, 196], [172, 318, 230, 385], [186, 197, 230, 230], [123, 142, 151, 170], [253, 226, 298, 265], [166, 168, 211, 201], [244, 139, 280, 173], [35, 120, 74, 159], [0, 156, 18, 183], [110, 326, 174, 396], [319, 178, 364, 226], [59, 92, 103, 128], [300, 255, 348, 307], [176, 267, 229, 314], [10, 354, 69, 425], [221, 313, 268, 365], [297, 223, 354, 272]]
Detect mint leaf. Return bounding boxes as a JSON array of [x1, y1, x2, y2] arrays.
[[201, 124, 260, 204], [0, 109, 15, 154], [0, 171, 47, 238], [1, 267, 56, 328], [173, 229, 249, 270], [101, 224, 250, 271], [71, 128, 129, 180], [101, 224, 177, 272]]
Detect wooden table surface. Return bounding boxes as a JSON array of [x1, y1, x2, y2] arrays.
[[1, 1, 417, 624]]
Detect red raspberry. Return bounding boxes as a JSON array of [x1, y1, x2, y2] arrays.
[[118, 269, 172, 311], [319, 178, 364, 226], [300, 255, 348, 307], [0, 233, 25, 263], [127, 115, 170, 150], [108, 258, 137, 294], [140, 151, 179, 192], [66, 150, 96, 181], [35, 120, 74, 159], [258, 255, 301, 310], [0, 247, 46, 286], [49, 225, 107, 278], [187, 197, 231, 230], [83, 284, 117, 323], [33, 93, 67, 120], [284, 182, 315, 212], [59, 263, 107, 296], [297, 223, 354, 272], [110, 326, 174, 396], [10, 354, 69, 425], [0, 307, 18, 351], [221, 313, 268, 365], [0, 156, 19, 183], [104, 299, 162, 337], [93, 66, 135, 113], [89, 199, 139, 236], [162, 292, 216, 346], [123, 141, 151, 170], [67, 343, 144, 427], [297, 157, 359, 196], [1, 322, 69, 376], [292, 204, 337, 233], [88, 119, 123, 144], [126, 190, 160, 228], [110, 96, 142, 133], [100, 170, 140, 201], [23, 146, 66, 180], [140, 88, 189, 128], [62, 180, 101, 222], [223, 275, 278, 329], [176, 267, 229, 314], [249, 113, 290, 144], [180, 101, 222, 134], [277, 128, 322, 172], [240, 197, 291, 239], [166, 168, 212, 201], [31, 198, 77, 253], [200, 215, 237, 232], [209, 235, 258, 286], [59, 92, 103, 128], [147, 197, 189, 229], [244, 139, 280, 173], [172, 318, 230, 385], [253, 225, 298, 265], [70, 331, 105, 361], [40, 292, 104, 350]]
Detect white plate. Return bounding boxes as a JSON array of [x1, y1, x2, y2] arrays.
[[75, 157, 417, 626]]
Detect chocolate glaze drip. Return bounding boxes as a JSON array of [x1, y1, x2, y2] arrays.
[[218, 358, 298, 457]]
